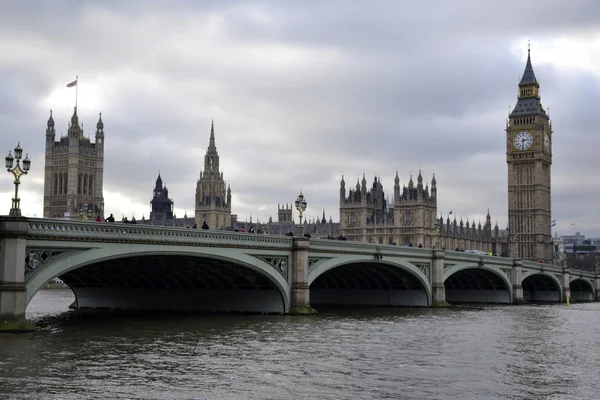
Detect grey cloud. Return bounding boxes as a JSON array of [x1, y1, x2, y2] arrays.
[[1, 0, 599, 237]]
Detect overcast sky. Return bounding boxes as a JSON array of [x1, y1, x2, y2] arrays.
[[1, 0, 599, 236]]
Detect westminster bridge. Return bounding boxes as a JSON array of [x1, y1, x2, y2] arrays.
[[0, 217, 598, 327]]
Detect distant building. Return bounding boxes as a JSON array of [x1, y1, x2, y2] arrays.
[[194, 121, 232, 230], [149, 173, 174, 222], [338, 171, 508, 254], [506, 48, 553, 263], [266, 206, 339, 238], [43, 108, 105, 220]]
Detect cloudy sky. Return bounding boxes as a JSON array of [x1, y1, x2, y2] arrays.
[[1, 0, 599, 236]]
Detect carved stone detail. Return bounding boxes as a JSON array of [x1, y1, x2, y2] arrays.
[[308, 257, 330, 272], [255, 256, 289, 279], [443, 263, 455, 273], [413, 262, 430, 279], [24, 248, 78, 281]]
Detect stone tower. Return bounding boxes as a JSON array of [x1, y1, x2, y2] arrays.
[[393, 171, 438, 247], [195, 121, 232, 229], [506, 48, 553, 262], [43, 108, 105, 219], [277, 204, 293, 222], [149, 173, 174, 222]]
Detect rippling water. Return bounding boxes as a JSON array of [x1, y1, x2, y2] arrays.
[[1, 289, 600, 399]]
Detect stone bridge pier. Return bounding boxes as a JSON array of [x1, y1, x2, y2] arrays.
[[0, 218, 34, 331]]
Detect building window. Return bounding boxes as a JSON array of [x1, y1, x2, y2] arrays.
[[59, 174, 63, 194], [64, 175, 68, 194], [78, 174, 82, 195], [89, 176, 93, 196], [54, 174, 58, 195], [83, 174, 88, 195]]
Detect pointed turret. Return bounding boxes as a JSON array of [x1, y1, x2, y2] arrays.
[[47, 110, 55, 129], [518, 47, 538, 88], [510, 47, 547, 118], [96, 112, 104, 131], [340, 174, 346, 201], [322, 209, 326, 224], [209, 119, 215, 147], [417, 170, 423, 187], [394, 171, 400, 203], [155, 173, 163, 190]]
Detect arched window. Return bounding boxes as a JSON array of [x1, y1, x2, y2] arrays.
[[59, 173, 63, 194], [64, 175, 68, 194], [54, 174, 58, 195], [88, 176, 93, 196], [83, 174, 87, 195], [78, 174, 82, 195]]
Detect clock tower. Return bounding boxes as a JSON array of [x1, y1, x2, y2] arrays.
[[506, 48, 553, 263]]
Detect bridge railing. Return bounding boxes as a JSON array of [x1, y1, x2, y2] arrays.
[[309, 238, 435, 259], [26, 218, 294, 249]]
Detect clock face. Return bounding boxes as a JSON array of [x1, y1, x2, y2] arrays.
[[544, 133, 551, 153], [513, 131, 533, 151]]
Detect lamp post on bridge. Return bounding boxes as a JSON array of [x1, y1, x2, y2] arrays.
[[5, 142, 31, 217], [295, 191, 307, 236]]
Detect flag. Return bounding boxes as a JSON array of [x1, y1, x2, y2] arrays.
[[449, 210, 453, 215], [66, 79, 78, 87], [551, 219, 556, 227]]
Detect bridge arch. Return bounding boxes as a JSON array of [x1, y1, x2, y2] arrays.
[[569, 276, 595, 302], [26, 244, 290, 313], [520, 271, 562, 302], [308, 256, 432, 307], [444, 263, 513, 304]]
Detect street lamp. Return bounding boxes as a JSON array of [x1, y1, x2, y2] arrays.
[[5, 142, 31, 217], [295, 191, 307, 235]]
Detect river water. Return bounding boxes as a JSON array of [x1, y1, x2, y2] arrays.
[[1, 289, 600, 399]]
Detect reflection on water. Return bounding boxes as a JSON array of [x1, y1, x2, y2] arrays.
[[0, 289, 599, 399]]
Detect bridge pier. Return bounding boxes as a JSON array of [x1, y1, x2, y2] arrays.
[[289, 237, 317, 315], [0, 217, 35, 332], [431, 249, 449, 307], [595, 275, 600, 302], [512, 259, 526, 304], [562, 268, 571, 302]]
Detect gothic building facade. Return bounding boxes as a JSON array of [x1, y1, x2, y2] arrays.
[[339, 172, 439, 247], [149, 173, 174, 222], [43, 108, 105, 219], [195, 121, 232, 229], [506, 48, 553, 263], [339, 171, 509, 254]]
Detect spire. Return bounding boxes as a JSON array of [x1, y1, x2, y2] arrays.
[[96, 112, 104, 130], [519, 42, 539, 88], [431, 173, 437, 187], [207, 119, 217, 150], [155, 172, 163, 190], [47, 109, 55, 128], [510, 45, 546, 118], [322, 209, 326, 224], [394, 171, 399, 185]]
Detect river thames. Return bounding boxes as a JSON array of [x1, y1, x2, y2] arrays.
[[1, 290, 600, 399]]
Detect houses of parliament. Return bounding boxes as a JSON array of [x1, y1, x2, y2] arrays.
[[42, 49, 554, 263]]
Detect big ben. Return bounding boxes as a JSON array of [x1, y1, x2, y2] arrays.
[[507, 47, 553, 263]]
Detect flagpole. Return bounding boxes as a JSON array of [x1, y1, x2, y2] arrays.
[[75, 76, 79, 110]]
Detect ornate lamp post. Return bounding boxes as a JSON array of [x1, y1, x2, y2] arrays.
[[295, 191, 307, 235], [5, 142, 31, 217]]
